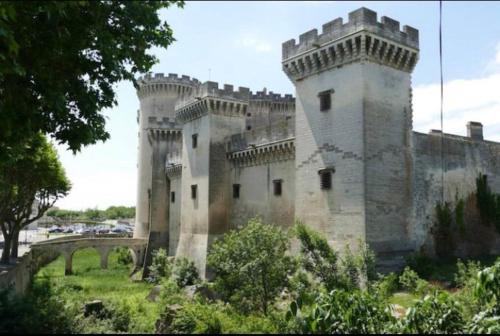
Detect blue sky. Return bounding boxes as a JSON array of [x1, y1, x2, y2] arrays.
[[54, 1, 500, 210]]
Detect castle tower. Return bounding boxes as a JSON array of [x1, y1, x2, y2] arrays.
[[175, 82, 250, 277], [134, 73, 200, 256], [282, 8, 419, 265]]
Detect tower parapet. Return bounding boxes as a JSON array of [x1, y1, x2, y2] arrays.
[[137, 73, 200, 99], [175, 81, 250, 123], [282, 7, 419, 81]]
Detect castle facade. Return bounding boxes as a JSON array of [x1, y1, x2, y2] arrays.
[[133, 7, 500, 275]]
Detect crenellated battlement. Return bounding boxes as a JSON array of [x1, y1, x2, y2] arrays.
[[175, 81, 251, 123], [250, 89, 295, 103], [137, 73, 200, 99], [283, 7, 418, 60], [282, 7, 419, 80]]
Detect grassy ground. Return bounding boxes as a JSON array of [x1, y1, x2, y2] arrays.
[[34, 248, 161, 333]]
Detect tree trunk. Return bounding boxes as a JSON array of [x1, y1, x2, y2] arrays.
[[1, 235, 11, 264], [10, 229, 20, 259]]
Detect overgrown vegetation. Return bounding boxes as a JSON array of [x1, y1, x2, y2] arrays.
[[207, 218, 295, 315], [3, 219, 500, 334]]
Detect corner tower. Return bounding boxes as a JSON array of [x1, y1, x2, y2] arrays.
[[134, 73, 200, 252], [282, 7, 419, 266]]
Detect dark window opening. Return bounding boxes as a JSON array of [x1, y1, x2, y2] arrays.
[[318, 89, 334, 112], [191, 185, 197, 199], [247, 125, 252, 131], [192, 134, 198, 148], [247, 113, 251, 117], [273, 179, 282, 196], [171, 191, 175, 203], [319, 167, 335, 190], [233, 184, 240, 199]]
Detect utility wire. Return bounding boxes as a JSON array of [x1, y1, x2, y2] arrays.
[[439, 0, 445, 203]]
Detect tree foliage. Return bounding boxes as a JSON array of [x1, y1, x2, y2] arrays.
[[0, 133, 70, 262], [0, 0, 183, 154], [207, 218, 295, 315]]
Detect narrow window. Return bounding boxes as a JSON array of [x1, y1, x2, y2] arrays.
[[247, 113, 251, 117], [191, 185, 197, 199], [171, 191, 175, 203], [319, 167, 335, 190], [318, 89, 334, 112], [273, 179, 282, 196], [233, 184, 240, 199], [192, 134, 198, 148], [246, 125, 252, 131]]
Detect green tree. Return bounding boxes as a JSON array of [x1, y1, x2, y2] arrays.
[[207, 218, 295, 315], [0, 1, 183, 155], [0, 133, 71, 263]]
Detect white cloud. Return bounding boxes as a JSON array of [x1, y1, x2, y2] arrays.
[[235, 36, 273, 53], [496, 42, 500, 65], [413, 64, 500, 142]]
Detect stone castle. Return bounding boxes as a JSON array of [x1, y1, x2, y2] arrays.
[[133, 7, 500, 276]]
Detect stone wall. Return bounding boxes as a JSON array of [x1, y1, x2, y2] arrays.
[[293, 63, 367, 250], [0, 249, 58, 295], [411, 130, 500, 255], [228, 147, 295, 230]]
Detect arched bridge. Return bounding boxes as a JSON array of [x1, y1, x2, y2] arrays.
[[31, 235, 147, 275]]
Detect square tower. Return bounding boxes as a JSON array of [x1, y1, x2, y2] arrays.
[[282, 7, 419, 265], [175, 82, 250, 276]]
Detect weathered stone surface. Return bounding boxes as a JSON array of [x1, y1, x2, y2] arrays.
[[146, 285, 162, 302], [183, 283, 219, 302]]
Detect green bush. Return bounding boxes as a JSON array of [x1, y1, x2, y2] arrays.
[[399, 267, 420, 292], [207, 217, 295, 315], [286, 289, 395, 334], [147, 248, 172, 284], [0, 279, 74, 333], [115, 246, 133, 266], [372, 272, 399, 299], [172, 257, 200, 288], [294, 221, 344, 290], [405, 251, 434, 278], [401, 290, 465, 333]]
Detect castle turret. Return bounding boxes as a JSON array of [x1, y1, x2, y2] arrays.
[[134, 73, 200, 262], [282, 7, 419, 268]]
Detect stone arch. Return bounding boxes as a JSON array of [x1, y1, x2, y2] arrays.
[[65, 245, 105, 275]]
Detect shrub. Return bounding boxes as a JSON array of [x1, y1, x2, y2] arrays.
[[294, 221, 344, 290], [115, 246, 133, 266], [405, 251, 434, 278], [207, 217, 295, 315], [147, 248, 172, 284], [286, 289, 395, 334], [401, 290, 465, 334], [172, 257, 200, 288], [372, 272, 399, 299], [399, 267, 420, 293], [0, 279, 74, 333]]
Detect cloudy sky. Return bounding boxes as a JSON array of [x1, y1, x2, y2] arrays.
[[54, 1, 500, 210]]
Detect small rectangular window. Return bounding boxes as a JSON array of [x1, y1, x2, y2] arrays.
[[171, 191, 175, 203], [273, 179, 282, 196], [192, 134, 198, 148], [318, 89, 334, 112], [191, 185, 197, 199], [233, 184, 240, 199], [246, 125, 252, 131], [319, 168, 335, 190]]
